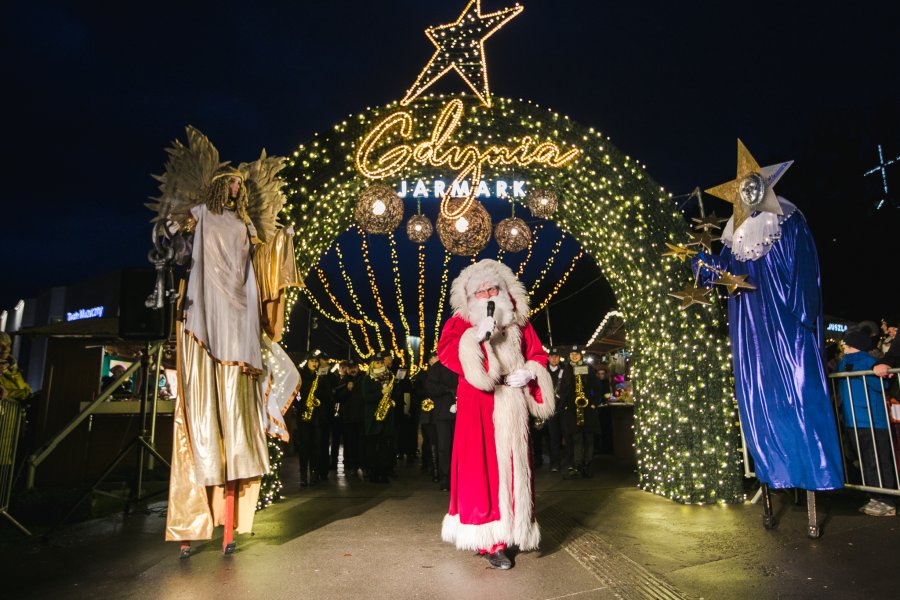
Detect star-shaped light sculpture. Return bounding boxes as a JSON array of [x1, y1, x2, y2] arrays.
[[691, 211, 729, 232], [705, 139, 793, 230], [686, 230, 718, 252], [669, 284, 713, 309], [401, 0, 523, 108], [662, 242, 698, 263], [712, 271, 756, 295]]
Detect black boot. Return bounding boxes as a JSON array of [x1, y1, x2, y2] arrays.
[[430, 445, 440, 483], [484, 549, 512, 570]]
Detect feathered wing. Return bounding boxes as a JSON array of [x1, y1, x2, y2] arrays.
[[146, 126, 228, 230], [240, 149, 288, 243]]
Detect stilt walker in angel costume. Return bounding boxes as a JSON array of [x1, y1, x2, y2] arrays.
[[437, 259, 556, 569], [696, 140, 843, 537], [148, 127, 301, 557]]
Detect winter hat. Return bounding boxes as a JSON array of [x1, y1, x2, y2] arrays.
[[843, 329, 874, 352]]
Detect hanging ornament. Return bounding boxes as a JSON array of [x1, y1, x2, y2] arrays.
[[436, 199, 491, 256], [494, 216, 531, 252], [406, 213, 433, 244], [526, 188, 558, 218], [354, 183, 403, 234]]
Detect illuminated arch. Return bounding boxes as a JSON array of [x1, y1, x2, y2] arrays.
[[283, 94, 741, 505]]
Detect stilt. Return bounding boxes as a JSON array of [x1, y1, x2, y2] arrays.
[[806, 490, 821, 539], [223, 480, 236, 554], [761, 483, 777, 530]]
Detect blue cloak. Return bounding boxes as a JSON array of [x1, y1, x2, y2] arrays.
[[698, 202, 843, 490]]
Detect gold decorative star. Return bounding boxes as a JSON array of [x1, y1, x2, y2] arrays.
[[686, 230, 718, 252], [401, 0, 523, 108], [712, 271, 756, 295], [669, 284, 713, 309], [662, 242, 698, 263], [704, 139, 793, 230], [691, 212, 729, 231]]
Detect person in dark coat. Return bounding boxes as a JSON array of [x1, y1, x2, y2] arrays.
[[337, 361, 364, 476], [293, 349, 331, 487], [415, 354, 439, 481], [533, 348, 567, 472], [594, 363, 613, 455], [425, 354, 458, 491], [363, 352, 396, 483], [560, 346, 600, 478]]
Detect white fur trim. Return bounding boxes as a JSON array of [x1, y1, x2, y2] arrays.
[[442, 513, 541, 552], [450, 260, 529, 326], [458, 327, 500, 392], [525, 360, 556, 420]]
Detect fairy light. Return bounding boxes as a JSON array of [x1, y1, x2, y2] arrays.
[[360, 234, 403, 358], [529, 252, 583, 315], [417, 243, 427, 368], [586, 310, 625, 347], [389, 232, 414, 366], [432, 250, 453, 353], [514, 224, 542, 279], [335, 237, 385, 351], [527, 236, 563, 295], [282, 93, 742, 504]]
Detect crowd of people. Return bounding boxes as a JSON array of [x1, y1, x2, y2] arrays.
[[286, 343, 630, 489], [832, 316, 900, 517]]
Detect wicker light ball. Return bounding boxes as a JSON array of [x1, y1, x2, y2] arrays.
[[526, 188, 558, 218], [406, 214, 433, 244], [354, 183, 403, 234], [494, 217, 531, 252], [436, 200, 492, 256]]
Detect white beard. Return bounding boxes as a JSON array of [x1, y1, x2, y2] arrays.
[[468, 292, 515, 330]]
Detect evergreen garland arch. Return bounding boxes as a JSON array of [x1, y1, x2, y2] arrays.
[[282, 94, 742, 504]]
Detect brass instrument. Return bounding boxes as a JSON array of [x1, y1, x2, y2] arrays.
[[574, 374, 589, 427], [421, 398, 435, 412], [374, 375, 395, 422], [300, 375, 321, 421]]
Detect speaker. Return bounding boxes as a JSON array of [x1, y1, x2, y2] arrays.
[[118, 268, 173, 340]]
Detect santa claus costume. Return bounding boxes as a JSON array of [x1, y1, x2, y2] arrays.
[[437, 260, 555, 569]]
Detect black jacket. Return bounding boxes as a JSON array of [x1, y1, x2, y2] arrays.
[[560, 362, 600, 434], [425, 361, 458, 422]]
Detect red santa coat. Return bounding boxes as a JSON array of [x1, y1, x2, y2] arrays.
[[438, 315, 555, 551]]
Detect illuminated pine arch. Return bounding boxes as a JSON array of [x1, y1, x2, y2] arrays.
[[282, 94, 742, 505]]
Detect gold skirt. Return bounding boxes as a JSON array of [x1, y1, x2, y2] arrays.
[[165, 324, 269, 541]]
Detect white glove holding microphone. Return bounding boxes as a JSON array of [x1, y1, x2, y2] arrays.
[[505, 368, 534, 388], [476, 316, 496, 342]]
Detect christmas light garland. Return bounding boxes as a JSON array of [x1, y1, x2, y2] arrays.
[[283, 94, 741, 504]]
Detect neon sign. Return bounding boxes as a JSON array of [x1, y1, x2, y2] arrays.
[[826, 323, 848, 333], [66, 306, 105, 322], [397, 178, 526, 199], [355, 98, 580, 218]]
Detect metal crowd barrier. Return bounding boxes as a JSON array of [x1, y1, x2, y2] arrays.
[[829, 367, 900, 497], [0, 397, 31, 535], [740, 367, 900, 499]]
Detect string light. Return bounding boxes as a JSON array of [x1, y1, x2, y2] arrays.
[[417, 243, 427, 369], [360, 234, 403, 358], [586, 310, 625, 347], [283, 93, 742, 504], [389, 232, 414, 366], [335, 238, 384, 352]]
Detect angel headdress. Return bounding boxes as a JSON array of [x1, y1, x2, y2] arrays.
[[147, 125, 288, 243]]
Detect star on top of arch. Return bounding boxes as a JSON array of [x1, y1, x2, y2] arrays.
[[401, 0, 523, 108]]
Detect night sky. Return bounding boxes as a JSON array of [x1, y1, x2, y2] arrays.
[[4, 1, 899, 344]]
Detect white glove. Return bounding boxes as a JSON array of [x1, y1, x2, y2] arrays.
[[449, 402, 457, 414], [476, 317, 496, 342], [505, 369, 534, 388]]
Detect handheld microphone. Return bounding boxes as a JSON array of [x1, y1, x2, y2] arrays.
[[483, 300, 495, 342]]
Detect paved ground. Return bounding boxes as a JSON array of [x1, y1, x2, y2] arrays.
[[2, 457, 898, 599]]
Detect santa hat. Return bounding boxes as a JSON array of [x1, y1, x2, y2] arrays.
[[449, 259, 529, 326]]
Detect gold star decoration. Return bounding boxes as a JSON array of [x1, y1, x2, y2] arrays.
[[704, 139, 793, 230], [401, 0, 523, 108], [691, 212, 729, 232], [669, 284, 713, 309], [686, 229, 718, 252], [712, 271, 756, 295], [662, 242, 698, 263]]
